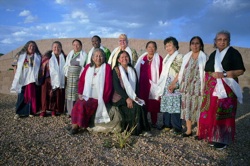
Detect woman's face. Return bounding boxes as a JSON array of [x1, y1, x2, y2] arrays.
[[119, 38, 128, 49], [92, 51, 104, 67], [118, 52, 130, 67], [27, 43, 36, 55], [146, 43, 156, 55], [190, 38, 201, 53], [215, 34, 229, 51], [165, 41, 177, 55], [52, 43, 62, 56], [73, 41, 82, 52]]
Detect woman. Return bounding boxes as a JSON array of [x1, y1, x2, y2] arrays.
[[112, 50, 151, 136], [67, 48, 112, 135], [64, 39, 87, 117], [178, 36, 207, 137], [157, 37, 183, 134], [108, 34, 138, 69], [10, 41, 42, 119], [135, 41, 163, 128], [39, 41, 66, 117], [198, 30, 245, 150]]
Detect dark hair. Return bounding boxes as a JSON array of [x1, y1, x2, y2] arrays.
[[52, 41, 65, 55], [114, 50, 132, 67], [92, 35, 101, 43], [163, 36, 179, 50], [189, 36, 204, 52], [17, 40, 41, 56], [90, 48, 106, 67], [72, 39, 82, 46], [213, 30, 231, 48], [146, 41, 157, 50], [44, 41, 65, 58]]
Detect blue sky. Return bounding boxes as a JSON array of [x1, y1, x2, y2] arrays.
[[0, 0, 250, 54]]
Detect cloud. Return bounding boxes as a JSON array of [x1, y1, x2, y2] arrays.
[[63, 11, 89, 23], [55, 0, 65, 4], [19, 10, 37, 23], [19, 10, 30, 16]]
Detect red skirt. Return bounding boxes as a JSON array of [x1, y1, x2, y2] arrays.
[[71, 98, 98, 128], [199, 73, 237, 144]]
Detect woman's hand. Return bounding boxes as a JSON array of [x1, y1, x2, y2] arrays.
[[126, 98, 133, 109], [168, 83, 176, 93], [211, 72, 224, 78], [78, 94, 83, 100]]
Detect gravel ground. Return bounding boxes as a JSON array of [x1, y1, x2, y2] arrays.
[[0, 93, 250, 166]]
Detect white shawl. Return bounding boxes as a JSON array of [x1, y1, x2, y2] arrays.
[[49, 52, 65, 89], [178, 51, 207, 94], [86, 46, 105, 64], [82, 64, 110, 123], [118, 65, 145, 106], [108, 46, 132, 69], [213, 46, 243, 103], [10, 53, 41, 93], [64, 50, 87, 77], [134, 52, 160, 100], [155, 51, 179, 98]]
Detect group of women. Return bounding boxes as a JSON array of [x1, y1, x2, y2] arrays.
[[10, 30, 245, 150]]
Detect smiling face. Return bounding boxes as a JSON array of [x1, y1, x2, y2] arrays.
[[215, 33, 229, 51], [52, 43, 62, 56], [27, 43, 36, 55], [190, 38, 201, 53], [165, 41, 177, 55], [146, 42, 157, 56], [73, 40, 82, 53], [92, 50, 105, 67], [91, 37, 101, 48], [118, 52, 130, 67], [118, 34, 128, 50]]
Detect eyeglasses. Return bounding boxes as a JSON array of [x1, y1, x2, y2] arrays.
[[119, 40, 127, 43]]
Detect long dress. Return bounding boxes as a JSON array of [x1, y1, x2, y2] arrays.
[[180, 58, 202, 122], [40, 52, 65, 113], [199, 47, 245, 144], [71, 64, 112, 128], [112, 66, 150, 135], [138, 55, 163, 125]]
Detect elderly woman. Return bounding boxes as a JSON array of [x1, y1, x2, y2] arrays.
[[157, 37, 183, 135], [178, 36, 207, 137], [67, 48, 112, 135], [135, 41, 163, 128], [198, 30, 245, 150], [108, 34, 138, 69], [10, 40, 42, 119], [64, 39, 87, 117], [112, 50, 151, 136], [39, 41, 66, 117]]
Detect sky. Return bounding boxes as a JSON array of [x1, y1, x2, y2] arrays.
[[0, 0, 250, 54]]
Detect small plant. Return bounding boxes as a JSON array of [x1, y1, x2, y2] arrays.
[[114, 124, 137, 149]]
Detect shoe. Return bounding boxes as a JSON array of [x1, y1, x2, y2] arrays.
[[69, 128, 78, 135], [208, 142, 216, 147], [64, 126, 72, 131], [142, 132, 152, 137], [182, 133, 193, 137], [67, 114, 71, 118], [14, 114, 20, 120], [40, 112, 46, 118], [194, 136, 202, 140], [51, 111, 56, 117], [161, 126, 172, 132], [173, 129, 182, 135], [29, 114, 34, 118], [214, 143, 227, 150]]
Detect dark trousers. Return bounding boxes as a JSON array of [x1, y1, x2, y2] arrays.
[[163, 112, 182, 131]]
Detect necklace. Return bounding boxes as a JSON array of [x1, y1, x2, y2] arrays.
[[147, 56, 153, 62], [94, 67, 100, 76]]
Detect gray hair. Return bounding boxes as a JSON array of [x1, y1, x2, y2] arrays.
[[90, 48, 106, 67], [214, 30, 231, 48]]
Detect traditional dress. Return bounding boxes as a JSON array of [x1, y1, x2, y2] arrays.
[[39, 51, 66, 114], [86, 46, 111, 64], [64, 50, 87, 116], [71, 63, 112, 128], [179, 51, 207, 122], [157, 51, 183, 131], [108, 46, 138, 69], [10, 52, 41, 116], [112, 65, 150, 135], [199, 46, 245, 145], [135, 52, 163, 125]]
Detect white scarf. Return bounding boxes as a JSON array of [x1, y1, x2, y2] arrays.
[[135, 52, 160, 100], [154, 51, 179, 98], [108, 46, 132, 69], [64, 50, 87, 77], [10, 53, 41, 93], [178, 51, 207, 94], [118, 65, 145, 106], [86, 46, 105, 64], [82, 64, 110, 123], [213, 46, 243, 103], [49, 52, 65, 89]]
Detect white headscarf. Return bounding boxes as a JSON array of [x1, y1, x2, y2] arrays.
[[49, 52, 65, 89], [82, 64, 110, 123]]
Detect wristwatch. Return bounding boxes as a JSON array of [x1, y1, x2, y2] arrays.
[[223, 71, 227, 77]]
